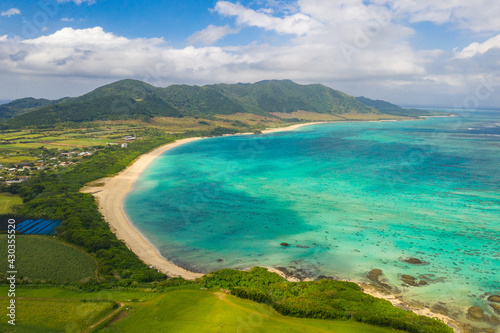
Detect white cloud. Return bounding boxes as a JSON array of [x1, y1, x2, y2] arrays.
[[187, 25, 239, 45], [387, 0, 500, 32], [1, 0, 499, 107], [0, 27, 245, 80], [214, 1, 323, 36], [61, 17, 74, 22], [56, 0, 96, 5], [454, 34, 500, 59], [0, 19, 423, 84], [253, 0, 299, 15], [1, 8, 21, 17]]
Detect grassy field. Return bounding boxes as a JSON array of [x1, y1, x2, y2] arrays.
[[98, 287, 400, 333], [214, 113, 287, 126], [0, 235, 96, 283], [0, 286, 400, 333], [149, 116, 254, 132], [270, 111, 346, 121], [0, 298, 115, 333], [0, 193, 22, 214], [0, 155, 39, 163]]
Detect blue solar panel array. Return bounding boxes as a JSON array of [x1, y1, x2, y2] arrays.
[[15, 219, 62, 235]]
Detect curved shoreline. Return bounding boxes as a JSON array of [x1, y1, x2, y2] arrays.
[[81, 122, 324, 279], [81, 137, 205, 279], [81, 119, 465, 332]]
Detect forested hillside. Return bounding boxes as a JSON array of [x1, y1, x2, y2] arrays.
[[2, 79, 442, 127], [0, 97, 60, 119]]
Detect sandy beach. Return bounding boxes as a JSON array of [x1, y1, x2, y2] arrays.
[[81, 137, 205, 279], [261, 122, 326, 134], [81, 122, 322, 279]]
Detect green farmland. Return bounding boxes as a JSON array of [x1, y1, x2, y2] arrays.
[[0, 235, 96, 283]]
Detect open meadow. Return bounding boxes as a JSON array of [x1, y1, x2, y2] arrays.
[[0, 193, 22, 214], [0, 297, 116, 333], [0, 286, 400, 333]]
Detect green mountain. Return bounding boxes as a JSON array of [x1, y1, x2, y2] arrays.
[[161, 84, 246, 115], [0, 97, 60, 119], [356, 96, 446, 117], [210, 80, 374, 115], [163, 80, 374, 116], [7, 80, 182, 127], [4, 79, 439, 127]]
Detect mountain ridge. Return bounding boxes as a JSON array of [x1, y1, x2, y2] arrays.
[[2, 79, 442, 127], [355, 96, 445, 117], [0, 97, 64, 120]]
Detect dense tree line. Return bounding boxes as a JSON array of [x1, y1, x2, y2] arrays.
[[201, 267, 453, 333]]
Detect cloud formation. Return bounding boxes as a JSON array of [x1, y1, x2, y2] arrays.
[[1, 8, 21, 17], [187, 25, 239, 45], [215, 1, 323, 36], [454, 34, 500, 59], [0, 22, 424, 85], [1, 0, 499, 107], [388, 0, 500, 32], [0, 27, 251, 82]]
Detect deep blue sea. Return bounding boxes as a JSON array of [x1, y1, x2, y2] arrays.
[[125, 111, 500, 314]]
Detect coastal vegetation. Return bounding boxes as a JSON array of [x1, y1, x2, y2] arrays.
[[0, 285, 400, 333], [201, 268, 452, 333], [0, 268, 453, 332]]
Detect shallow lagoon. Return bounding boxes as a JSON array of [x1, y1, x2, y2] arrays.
[[125, 111, 500, 313]]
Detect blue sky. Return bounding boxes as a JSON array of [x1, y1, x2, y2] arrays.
[[1, 0, 499, 108]]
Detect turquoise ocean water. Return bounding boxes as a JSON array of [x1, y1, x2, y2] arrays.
[[125, 111, 499, 312]]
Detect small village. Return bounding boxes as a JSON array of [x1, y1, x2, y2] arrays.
[[0, 135, 136, 184], [0, 148, 96, 184]]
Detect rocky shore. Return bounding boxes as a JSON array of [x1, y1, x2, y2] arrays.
[[267, 262, 499, 333]]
